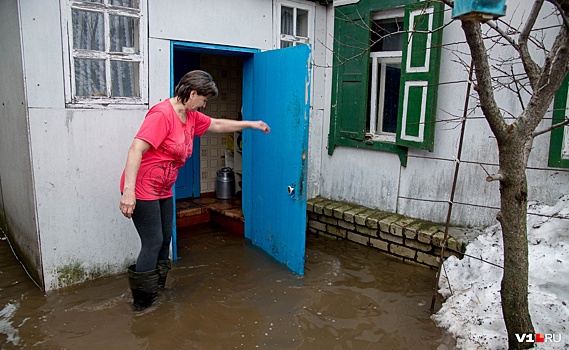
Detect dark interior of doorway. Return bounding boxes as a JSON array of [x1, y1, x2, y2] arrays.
[[173, 47, 247, 236]]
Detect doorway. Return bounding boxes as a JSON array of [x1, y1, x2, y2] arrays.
[[171, 42, 311, 275], [171, 42, 259, 260], [173, 44, 254, 200]]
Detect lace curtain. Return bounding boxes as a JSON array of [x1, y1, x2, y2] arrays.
[[72, 5, 139, 98]]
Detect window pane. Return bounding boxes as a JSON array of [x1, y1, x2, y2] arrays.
[[296, 9, 308, 37], [83, 0, 103, 3], [110, 0, 140, 9], [74, 59, 106, 97], [371, 18, 403, 52], [111, 61, 140, 97], [281, 7, 293, 35], [281, 40, 294, 48], [72, 9, 104, 51], [110, 15, 139, 53], [380, 63, 401, 134]]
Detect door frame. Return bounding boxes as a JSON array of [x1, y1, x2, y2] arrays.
[[170, 41, 260, 261]]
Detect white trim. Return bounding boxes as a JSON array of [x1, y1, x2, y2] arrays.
[[562, 86, 569, 159], [60, 0, 148, 106], [406, 6, 434, 74], [273, 0, 315, 49], [333, 0, 360, 7], [369, 52, 401, 137], [400, 81, 428, 143], [372, 7, 404, 21]]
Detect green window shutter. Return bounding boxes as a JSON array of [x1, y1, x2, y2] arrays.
[[548, 74, 569, 168], [396, 1, 444, 151], [331, 12, 371, 142]]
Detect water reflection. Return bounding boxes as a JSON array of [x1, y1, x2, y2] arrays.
[[0, 226, 454, 349]]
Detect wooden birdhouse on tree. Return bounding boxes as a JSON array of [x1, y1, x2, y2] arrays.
[[452, 0, 507, 22]]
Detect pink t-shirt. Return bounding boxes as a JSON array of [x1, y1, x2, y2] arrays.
[[120, 99, 211, 200]]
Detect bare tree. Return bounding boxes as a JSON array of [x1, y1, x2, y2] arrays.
[[326, 0, 569, 348], [442, 0, 569, 348]]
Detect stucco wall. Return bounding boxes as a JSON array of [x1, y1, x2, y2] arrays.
[[0, 0, 43, 287], [15, 0, 147, 290], [7, 0, 330, 290], [318, 1, 569, 228], [148, 0, 274, 50]]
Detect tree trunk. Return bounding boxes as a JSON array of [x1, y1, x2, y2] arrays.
[[498, 140, 535, 349]]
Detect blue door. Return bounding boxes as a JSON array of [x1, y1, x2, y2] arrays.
[[242, 45, 311, 275]]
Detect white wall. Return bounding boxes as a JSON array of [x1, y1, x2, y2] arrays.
[[28, 108, 144, 289], [6, 0, 330, 290], [148, 0, 274, 50], [317, 1, 569, 228], [0, 0, 43, 286], [15, 0, 147, 289]]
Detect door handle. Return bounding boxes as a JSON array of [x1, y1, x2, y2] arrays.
[[287, 185, 295, 195]]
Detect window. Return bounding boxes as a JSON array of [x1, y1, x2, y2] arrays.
[[63, 0, 147, 105], [548, 74, 569, 168], [275, 0, 315, 49], [368, 11, 404, 142], [329, 1, 444, 164]]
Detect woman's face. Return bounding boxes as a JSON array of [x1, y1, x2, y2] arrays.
[[185, 90, 209, 112]]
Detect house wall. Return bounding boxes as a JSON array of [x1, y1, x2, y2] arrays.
[[0, 0, 43, 286], [3, 0, 329, 290], [148, 0, 330, 200], [318, 1, 569, 228], [18, 0, 147, 290], [148, 0, 274, 50]]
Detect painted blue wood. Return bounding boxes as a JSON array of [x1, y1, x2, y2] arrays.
[[173, 47, 201, 199], [242, 44, 311, 275], [452, 0, 506, 20]]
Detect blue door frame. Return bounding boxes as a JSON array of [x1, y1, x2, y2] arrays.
[[170, 42, 310, 276], [170, 41, 260, 261]]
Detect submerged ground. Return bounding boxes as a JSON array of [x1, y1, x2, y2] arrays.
[[1, 224, 455, 349]]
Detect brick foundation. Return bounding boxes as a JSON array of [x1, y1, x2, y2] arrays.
[[307, 197, 464, 268]]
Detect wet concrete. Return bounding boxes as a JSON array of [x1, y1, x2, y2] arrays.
[[0, 224, 455, 349]]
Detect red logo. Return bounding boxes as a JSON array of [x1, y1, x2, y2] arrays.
[[536, 333, 544, 342]]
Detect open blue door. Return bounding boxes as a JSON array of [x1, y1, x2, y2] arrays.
[[242, 45, 311, 275]]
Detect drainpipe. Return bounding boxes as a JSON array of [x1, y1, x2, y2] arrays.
[[430, 61, 474, 312]]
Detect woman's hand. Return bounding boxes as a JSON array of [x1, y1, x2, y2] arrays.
[[252, 120, 270, 134], [120, 190, 136, 219]]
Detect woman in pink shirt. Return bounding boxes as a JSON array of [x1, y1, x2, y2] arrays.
[[119, 70, 269, 310]]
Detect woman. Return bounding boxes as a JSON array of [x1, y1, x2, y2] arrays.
[[119, 70, 270, 310]]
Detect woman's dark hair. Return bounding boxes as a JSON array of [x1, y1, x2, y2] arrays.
[[174, 70, 218, 103]]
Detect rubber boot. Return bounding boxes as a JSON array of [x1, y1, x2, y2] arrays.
[[127, 264, 159, 311], [156, 259, 171, 289]]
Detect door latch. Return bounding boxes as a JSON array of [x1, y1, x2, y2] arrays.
[[287, 183, 296, 198]]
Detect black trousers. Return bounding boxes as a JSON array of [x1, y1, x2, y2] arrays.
[[131, 197, 173, 272]]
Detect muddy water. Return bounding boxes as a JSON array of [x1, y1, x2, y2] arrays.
[[1, 225, 455, 349]]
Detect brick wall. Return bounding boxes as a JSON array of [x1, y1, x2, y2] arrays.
[[307, 197, 465, 268]]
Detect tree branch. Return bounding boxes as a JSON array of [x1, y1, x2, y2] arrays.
[[520, 23, 569, 133], [547, 0, 569, 29], [462, 21, 509, 141], [486, 173, 504, 182], [519, 0, 545, 89], [533, 117, 569, 137]]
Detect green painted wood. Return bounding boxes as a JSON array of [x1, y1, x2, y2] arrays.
[[396, 1, 444, 151], [548, 74, 569, 168]]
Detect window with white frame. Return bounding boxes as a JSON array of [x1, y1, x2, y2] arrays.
[[275, 0, 315, 49], [368, 9, 404, 142], [64, 0, 147, 105]]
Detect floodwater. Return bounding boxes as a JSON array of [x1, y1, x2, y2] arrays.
[[1, 224, 455, 349]]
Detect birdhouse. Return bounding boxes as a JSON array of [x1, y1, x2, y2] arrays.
[[452, 0, 507, 22]]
